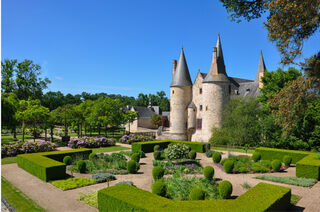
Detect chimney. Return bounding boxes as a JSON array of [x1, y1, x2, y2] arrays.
[[172, 60, 177, 80]]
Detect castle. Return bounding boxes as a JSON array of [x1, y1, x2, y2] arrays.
[[166, 35, 267, 142]]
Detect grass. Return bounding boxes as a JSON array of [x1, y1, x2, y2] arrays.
[[90, 146, 130, 154], [255, 176, 317, 187], [1, 135, 33, 145], [51, 177, 96, 190], [78, 191, 98, 208], [241, 182, 251, 190], [291, 194, 301, 205], [212, 146, 255, 154], [2, 157, 17, 164], [1, 177, 45, 212]]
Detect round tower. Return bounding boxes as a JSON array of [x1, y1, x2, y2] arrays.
[[202, 35, 230, 142], [170, 48, 192, 140]]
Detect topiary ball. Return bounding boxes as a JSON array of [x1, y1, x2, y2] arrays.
[[152, 166, 165, 180], [223, 160, 234, 173], [203, 166, 215, 180], [219, 180, 233, 199], [127, 160, 137, 174], [154, 145, 160, 152], [272, 159, 282, 172], [188, 150, 197, 160], [63, 156, 72, 165], [89, 153, 97, 160], [252, 152, 261, 162], [189, 187, 205, 200], [212, 152, 222, 163], [154, 151, 161, 160], [77, 160, 86, 173], [152, 181, 166, 197], [131, 153, 140, 163], [283, 155, 292, 166]]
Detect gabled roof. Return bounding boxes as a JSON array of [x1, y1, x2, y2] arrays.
[[255, 50, 267, 82], [171, 48, 192, 87], [132, 106, 155, 118]]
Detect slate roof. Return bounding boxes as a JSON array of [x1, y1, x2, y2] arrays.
[[255, 50, 267, 82], [132, 106, 155, 118], [171, 48, 192, 87]]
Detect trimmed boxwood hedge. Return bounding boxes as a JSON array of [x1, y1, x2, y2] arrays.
[[132, 140, 210, 153], [98, 182, 291, 212], [17, 148, 92, 182], [255, 147, 320, 180]]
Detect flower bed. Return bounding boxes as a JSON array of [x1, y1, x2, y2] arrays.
[[1, 140, 57, 157], [119, 134, 155, 144], [68, 137, 116, 149], [153, 160, 203, 175]]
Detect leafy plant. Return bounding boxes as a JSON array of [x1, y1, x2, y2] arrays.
[[165, 143, 189, 160], [212, 152, 222, 163], [203, 166, 214, 180], [78, 191, 97, 208], [271, 159, 282, 172], [283, 155, 292, 166], [52, 177, 95, 190], [127, 160, 137, 174], [63, 156, 72, 165], [255, 176, 317, 187], [252, 152, 261, 162], [219, 181, 232, 199], [188, 150, 196, 160], [189, 187, 205, 200], [77, 160, 87, 173], [92, 173, 116, 183], [152, 166, 165, 181], [223, 160, 234, 173], [131, 153, 140, 163], [205, 150, 214, 158], [152, 181, 166, 197]]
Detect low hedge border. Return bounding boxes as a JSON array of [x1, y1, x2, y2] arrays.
[[98, 182, 291, 212], [255, 147, 320, 180], [132, 140, 210, 153], [17, 149, 92, 182]]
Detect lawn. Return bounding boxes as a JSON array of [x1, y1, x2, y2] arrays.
[[1, 135, 33, 145], [212, 146, 255, 154], [1, 177, 45, 212], [255, 176, 317, 187], [2, 157, 17, 164], [90, 146, 130, 154]]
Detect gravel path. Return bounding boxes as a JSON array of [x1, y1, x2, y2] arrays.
[[2, 146, 320, 211]]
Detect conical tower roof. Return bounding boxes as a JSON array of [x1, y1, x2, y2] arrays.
[[255, 50, 266, 82], [204, 34, 229, 83], [171, 48, 192, 87]]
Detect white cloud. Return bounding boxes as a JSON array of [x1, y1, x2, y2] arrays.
[[55, 76, 64, 80]]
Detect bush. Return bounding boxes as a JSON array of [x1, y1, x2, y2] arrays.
[[152, 166, 165, 181], [165, 143, 189, 160], [252, 152, 261, 162], [154, 145, 160, 152], [219, 180, 233, 199], [77, 160, 87, 173], [205, 150, 214, 158], [115, 181, 134, 186], [151, 181, 166, 197], [272, 159, 282, 172], [134, 150, 145, 158], [127, 160, 137, 174], [89, 153, 97, 160], [212, 152, 222, 163], [63, 156, 72, 165], [239, 167, 249, 173], [68, 137, 116, 149], [92, 173, 116, 183], [2, 140, 57, 157], [223, 160, 234, 173], [189, 187, 205, 200], [153, 151, 161, 160], [188, 151, 197, 160], [283, 155, 292, 166], [131, 153, 140, 163], [110, 153, 126, 161], [119, 134, 155, 144], [203, 166, 214, 180], [52, 177, 95, 190]]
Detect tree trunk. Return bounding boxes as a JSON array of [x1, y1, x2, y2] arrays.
[[84, 125, 87, 136], [98, 125, 101, 136], [45, 128, 47, 141], [33, 125, 36, 142], [105, 126, 108, 137], [22, 121, 25, 142], [13, 126, 17, 139], [50, 127, 54, 142], [80, 123, 82, 137], [128, 123, 130, 134]]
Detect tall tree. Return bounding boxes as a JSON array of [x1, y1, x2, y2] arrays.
[[1, 93, 19, 138], [41, 91, 65, 111], [1, 59, 17, 93]]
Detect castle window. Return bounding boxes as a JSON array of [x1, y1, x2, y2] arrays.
[[172, 90, 174, 94], [200, 105, 203, 111], [197, 119, 202, 129], [206, 106, 208, 111], [199, 88, 202, 94]]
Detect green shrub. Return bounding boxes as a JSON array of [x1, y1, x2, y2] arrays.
[[165, 143, 190, 160], [115, 181, 134, 186], [239, 167, 249, 173], [131, 153, 140, 163], [203, 166, 214, 180], [89, 153, 97, 160], [223, 160, 234, 173], [110, 153, 126, 161], [189, 187, 205, 200], [252, 152, 261, 162], [219, 180, 233, 199], [52, 177, 95, 190], [272, 159, 282, 172], [205, 150, 214, 158], [127, 160, 137, 174], [152, 166, 165, 181], [134, 150, 146, 158], [92, 173, 116, 183], [63, 156, 72, 165], [154, 145, 160, 152], [77, 160, 87, 173], [283, 155, 292, 166], [151, 181, 166, 197], [188, 151, 197, 160], [212, 152, 221, 163], [153, 151, 161, 160]]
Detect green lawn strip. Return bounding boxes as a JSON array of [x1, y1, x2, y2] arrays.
[[212, 146, 255, 154], [51, 177, 96, 191], [291, 194, 301, 205], [91, 146, 130, 154], [78, 191, 98, 208], [2, 157, 17, 164], [1, 177, 45, 212], [1, 135, 33, 145], [255, 176, 317, 187]]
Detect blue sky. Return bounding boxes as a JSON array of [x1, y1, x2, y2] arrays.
[[2, 0, 319, 98]]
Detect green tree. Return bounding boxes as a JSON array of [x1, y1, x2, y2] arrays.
[[1, 59, 17, 93], [124, 110, 138, 134], [150, 113, 163, 128], [41, 91, 65, 111], [1, 93, 19, 138]]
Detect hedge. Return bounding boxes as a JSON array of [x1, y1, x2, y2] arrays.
[[17, 149, 92, 182], [98, 182, 291, 212], [132, 140, 210, 153], [255, 147, 320, 180]]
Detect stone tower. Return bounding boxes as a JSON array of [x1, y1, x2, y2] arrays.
[[255, 50, 267, 89], [202, 35, 230, 142], [169, 48, 192, 140]]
